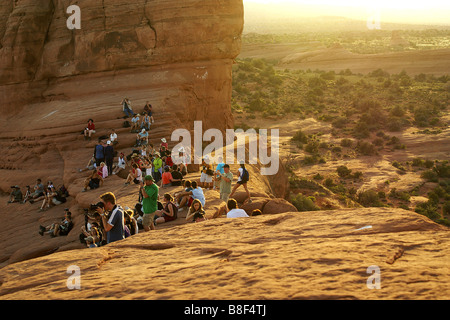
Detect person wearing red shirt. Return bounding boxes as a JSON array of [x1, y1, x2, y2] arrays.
[[84, 119, 96, 141]]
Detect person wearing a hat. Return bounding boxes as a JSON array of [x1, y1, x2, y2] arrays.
[[104, 140, 114, 175], [136, 128, 148, 147], [140, 175, 159, 231], [7, 185, 23, 204], [160, 138, 168, 153]]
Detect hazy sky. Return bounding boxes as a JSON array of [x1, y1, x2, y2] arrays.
[[243, 0, 450, 25]]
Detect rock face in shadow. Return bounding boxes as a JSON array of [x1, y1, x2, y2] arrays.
[[0, 0, 243, 133]]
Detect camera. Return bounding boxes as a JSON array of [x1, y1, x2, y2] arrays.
[[89, 202, 105, 211]]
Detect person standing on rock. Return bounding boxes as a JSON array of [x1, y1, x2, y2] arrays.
[[104, 140, 115, 175], [219, 164, 233, 203], [97, 192, 125, 244], [140, 175, 159, 231], [94, 140, 105, 167], [229, 163, 252, 204]]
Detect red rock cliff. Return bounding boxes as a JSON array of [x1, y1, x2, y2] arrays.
[[0, 0, 243, 130]]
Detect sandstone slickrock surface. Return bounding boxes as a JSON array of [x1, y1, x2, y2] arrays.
[[0, 208, 448, 299]]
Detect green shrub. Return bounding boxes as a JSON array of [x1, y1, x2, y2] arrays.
[[390, 105, 406, 117], [421, 170, 438, 182], [356, 141, 377, 156], [292, 130, 308, 144], [357, 189, 383, 207], [290, 193, 320, 212], [304, 140, 320, 154], [415, 202, 441, 220], [443, 201, 450, 216], [337, 166, 352, 178], [340, 138, 353, 148], [313, 173, 324, 181], [332, 117, 348, 129]]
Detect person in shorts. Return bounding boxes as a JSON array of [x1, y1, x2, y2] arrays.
[[140, 175, 159, 231], [200, 156, 213, 189], [219, 164, 233, 202], [125, 163, 142, 185]]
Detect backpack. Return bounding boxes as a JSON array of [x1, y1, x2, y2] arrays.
[[241, 168, 249, 183], [123, 121, 130, 128]]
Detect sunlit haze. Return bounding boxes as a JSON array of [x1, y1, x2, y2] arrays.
[[244, 0, 450, 25]]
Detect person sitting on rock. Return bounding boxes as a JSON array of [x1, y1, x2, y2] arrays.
[[84, 119, 96, 141], [79, 156, 96, 173], [175, 180, 193, 210], [82, 169, 104, 192], [170, 164, 183, 186], [39, 210, 73, 237], [97, 162, 109, 179], [176, 180, 205, 209], [112, 153, 127, 175], [39, 184, 67, 211], [130, 113, 140, 133], [143, 101, 154, 123], [26, 179, 45, 204], [147, 143, 156, 157], [122, 97, 135, 118], [7, 185, 23, 204], [160, 138, 168, 153], [141, 112, 151, 131], [22, 185, 32, 204], [124, 163, 143, 186], [154, 193, 178, 225], [161, 166, 173, 188], [226, 199, 249, 218], [165, 150, 174, 168], [136, 128, 148, 147], [185, 199, 207, 223], [109, 129, 118, 146]]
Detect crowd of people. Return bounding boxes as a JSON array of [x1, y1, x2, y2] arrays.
[[7, 178, 69, 213], [8, 97, 259, 249]]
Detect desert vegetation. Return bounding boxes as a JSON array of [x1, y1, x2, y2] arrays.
[[232, 56, 449, 226]]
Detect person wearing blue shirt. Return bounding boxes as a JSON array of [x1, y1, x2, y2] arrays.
[[96, 192, 125, 244]]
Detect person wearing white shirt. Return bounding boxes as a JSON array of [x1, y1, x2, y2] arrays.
[[226, 199, 249, 218], [112, 153, 127, 175], [110, 129, 118, 146]]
